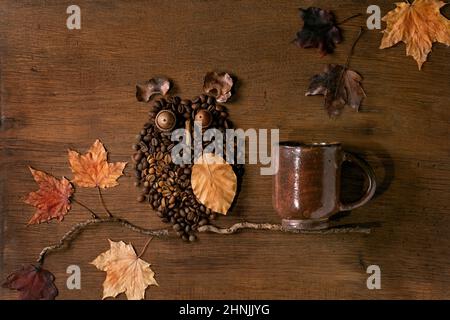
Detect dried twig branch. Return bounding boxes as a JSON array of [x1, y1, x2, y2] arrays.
[[198, 222, 371, 235], [37, 217, 168, 264], [36, 201, 370, 266]]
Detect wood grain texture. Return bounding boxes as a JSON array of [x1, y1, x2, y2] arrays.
[[0, 0, 449, 299]]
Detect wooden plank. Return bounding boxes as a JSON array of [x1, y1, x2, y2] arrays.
[[1, 0, 449, 299]]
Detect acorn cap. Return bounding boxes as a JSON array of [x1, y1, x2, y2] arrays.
[[194, 109, 213, 128], [155, 110, 176, 131]]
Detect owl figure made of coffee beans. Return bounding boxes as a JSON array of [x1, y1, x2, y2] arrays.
[[133, 73, 244, 242]]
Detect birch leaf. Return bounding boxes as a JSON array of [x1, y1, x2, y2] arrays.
[[191, 153, 237, 215]]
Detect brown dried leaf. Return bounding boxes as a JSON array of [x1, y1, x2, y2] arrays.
[[2, 264, 58, 300], [191, 153, 237, 215], [91, 240, 158, 300], [305, 64, 366, 117], [380, 0, 450, 70], [24, 167, 74, 225], [294, 7, 342, 56], [203, 72, 233, 103], [68, 139, 127, 188], [136, 77, 171, 102]]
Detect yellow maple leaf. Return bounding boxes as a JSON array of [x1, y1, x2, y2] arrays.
[[68, 139, 127, 188], [380, 0, 450, 69], [91, 240, 158, 300]]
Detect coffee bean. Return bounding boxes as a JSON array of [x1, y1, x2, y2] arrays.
[[133, 152, 143, 162], [187, 211, 195, 221], [189, 235, 196, 242], [207, 96, 215, 105]]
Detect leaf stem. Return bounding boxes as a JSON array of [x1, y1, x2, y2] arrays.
[[344, 26, 365, 69], [334, 27, 365, 102], [97, 187, 113, 218], [72, 198, 99, 219], [337, 13, 362, 26], [137, 237, 153, 258]]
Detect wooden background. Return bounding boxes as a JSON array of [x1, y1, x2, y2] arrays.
[[1, 0, 449, 300]]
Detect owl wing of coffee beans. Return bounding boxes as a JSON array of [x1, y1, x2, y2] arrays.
[[294, 7, 342, 56]]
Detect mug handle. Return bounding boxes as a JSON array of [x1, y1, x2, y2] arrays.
[[338, 152, 377, 212]]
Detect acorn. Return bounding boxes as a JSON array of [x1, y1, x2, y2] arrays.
[[155, 110, 176, 132], [194, 109, 212, 128]]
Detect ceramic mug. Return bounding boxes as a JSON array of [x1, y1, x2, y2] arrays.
[[272, 142, 376, 230]]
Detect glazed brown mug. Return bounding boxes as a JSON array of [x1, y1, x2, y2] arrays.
[[272, 142, 376, 230]]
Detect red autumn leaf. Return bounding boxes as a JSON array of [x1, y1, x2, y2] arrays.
[[2, 264, 58, 300], [25, 167, 74, 225], [305, 64, 366, 117], [294, 7, 342, 56]]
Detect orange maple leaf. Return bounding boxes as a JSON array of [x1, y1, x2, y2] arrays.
[[380, 0, 450, 70], [25, 167, 74, 225], [68, 140, 127, 188]]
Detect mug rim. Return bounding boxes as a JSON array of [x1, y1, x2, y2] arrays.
[[278, 141, 341, 148]]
